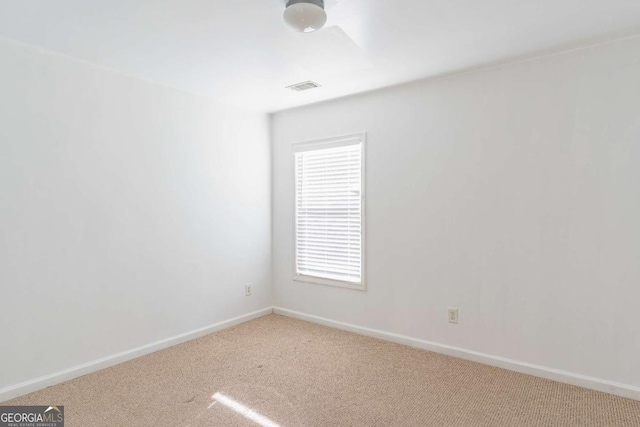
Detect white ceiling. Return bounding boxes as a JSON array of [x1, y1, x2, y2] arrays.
[[1, 0, 640, 112]]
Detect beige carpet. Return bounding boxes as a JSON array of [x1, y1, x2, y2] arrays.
[[3, 314, 640, 426]]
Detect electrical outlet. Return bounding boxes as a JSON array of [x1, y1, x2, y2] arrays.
[[448, 308, 459, 324], [245, 284, 253, 297]]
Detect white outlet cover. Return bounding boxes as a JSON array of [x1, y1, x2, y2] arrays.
[[448, 308, 459, 324]]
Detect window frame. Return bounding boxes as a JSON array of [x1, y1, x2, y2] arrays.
[[291, 132, 366, 291]]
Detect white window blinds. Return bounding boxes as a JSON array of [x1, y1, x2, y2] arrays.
[[294, 135, 364, 288]]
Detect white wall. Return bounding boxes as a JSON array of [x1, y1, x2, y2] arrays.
[[0, 38, 272, 390], [272, 37, 640, 389]]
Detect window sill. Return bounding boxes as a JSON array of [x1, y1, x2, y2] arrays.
[[293, 274, 366, 291]]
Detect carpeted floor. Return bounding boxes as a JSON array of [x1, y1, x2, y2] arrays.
[[4, 314, 640, 426]]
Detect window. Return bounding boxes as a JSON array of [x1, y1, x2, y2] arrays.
[[293, 133, 365, 290]]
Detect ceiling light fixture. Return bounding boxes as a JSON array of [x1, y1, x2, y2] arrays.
[[283, 0, 327, 33]]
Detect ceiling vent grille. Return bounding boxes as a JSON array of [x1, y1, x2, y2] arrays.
[[286, 80, 321, 92]]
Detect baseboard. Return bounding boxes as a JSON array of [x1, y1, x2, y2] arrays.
[[5, 306, 637, 403], [273, 307, 640, 401], [0, 307, 274, 403]]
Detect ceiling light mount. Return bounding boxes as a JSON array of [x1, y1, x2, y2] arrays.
[[283, 0, 327, 33]]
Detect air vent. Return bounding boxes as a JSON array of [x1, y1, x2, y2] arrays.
[[286, 80, 321, 92]]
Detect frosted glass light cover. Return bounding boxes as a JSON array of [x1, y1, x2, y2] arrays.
[[283, 3, 327, 33]]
